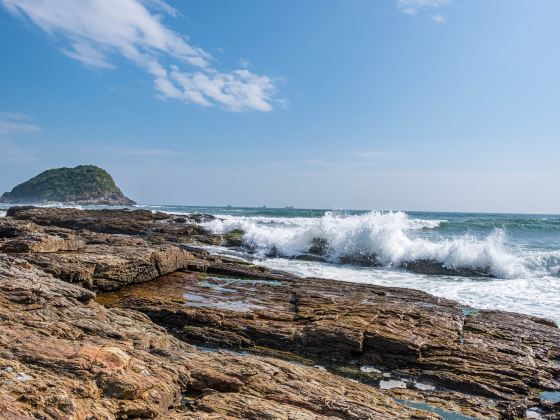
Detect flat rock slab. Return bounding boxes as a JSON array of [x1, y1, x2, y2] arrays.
[[1, 232, 86, 253], [6, 206, 210, 240], [0, 217, 198, 291], [20, 242, 196, 291]]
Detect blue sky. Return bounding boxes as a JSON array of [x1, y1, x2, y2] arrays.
[[1, 0, 559, 213]]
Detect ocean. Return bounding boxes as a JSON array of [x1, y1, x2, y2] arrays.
[[2, 204, 559, 323]]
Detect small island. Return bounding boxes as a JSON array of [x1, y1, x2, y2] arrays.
[[0, 165, 136, 206]]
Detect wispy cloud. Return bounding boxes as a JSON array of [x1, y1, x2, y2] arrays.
[[351, 151, 389, 159], [0, 112, 41, 134], [1, 0, 277, 111], [0, 139, 38, 163], [93, 145, 185, 158], [0, 112, 41, 163], [432, 15, 446, 24], [397, 0, 449, 15], [262, 151, 390, 171]]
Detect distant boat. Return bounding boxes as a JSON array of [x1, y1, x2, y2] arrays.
[[226, 205, 232, 208], [285, 206, 294, 209], [261, 205, 266, 208]]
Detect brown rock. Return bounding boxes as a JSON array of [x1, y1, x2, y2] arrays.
[[0, 254, 434, 419], [101, 271, 560, 418], [1, 232, 86, 253]]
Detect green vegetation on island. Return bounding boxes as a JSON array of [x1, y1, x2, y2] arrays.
[[0, 165, 136, 205]]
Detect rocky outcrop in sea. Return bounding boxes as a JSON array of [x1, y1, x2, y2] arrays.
[[0, 165, 135, 206]]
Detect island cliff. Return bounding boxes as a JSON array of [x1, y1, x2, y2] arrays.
[[0, 165, 136, 206]]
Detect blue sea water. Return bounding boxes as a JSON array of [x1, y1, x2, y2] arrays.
[[2, 204, 559, 323]]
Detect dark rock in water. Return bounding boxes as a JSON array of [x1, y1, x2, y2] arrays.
[[401, 260, 492, 277], [265, 245, 280, 258], [292, 238, 332, 262], [308, 237, 329, 256], [185, 212, 216, 223], [339, 253, 382, 267], [223, 229, 244, 247], [0, 165, 136, 205], [294, 254, 329, 263]]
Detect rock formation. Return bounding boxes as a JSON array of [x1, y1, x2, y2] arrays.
[[0, 206, 558, 419]]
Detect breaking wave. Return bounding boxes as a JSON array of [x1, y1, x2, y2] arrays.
[[204, 211, 560, 279]]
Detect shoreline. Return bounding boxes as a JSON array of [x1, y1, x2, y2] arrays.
[[0, 206, 559, 418]]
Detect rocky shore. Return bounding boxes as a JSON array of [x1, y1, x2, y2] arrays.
[[0, 206, 558, 419]]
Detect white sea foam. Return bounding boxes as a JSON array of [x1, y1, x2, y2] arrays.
[[203, 211, 560, 279], [257, 258, 560, 323]]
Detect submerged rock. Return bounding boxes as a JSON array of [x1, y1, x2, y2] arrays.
[[400, 259, 493, 277]]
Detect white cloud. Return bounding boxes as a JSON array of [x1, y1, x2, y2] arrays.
[[432, 15, 446, 24], [163, 67, 276, 112], [63, 41, 115, 69], [1, 0, 276, 111], [0, 112, 41, 134], [397, 0, 449, 15], [140, 0, 178, 17]]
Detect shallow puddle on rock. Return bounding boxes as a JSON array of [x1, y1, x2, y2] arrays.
[[205, 276, 283, 287], [525, 407, 544, 419], [461, 307, 480, 317], [539, 391, 560, 403], [194, 345, 250, 356], [199, 280, 236, 293], [183, 292, 263, 312], [412, 381, 435, 391], [15, 372, 33, 382], [379, 379, 407, 390], [396, 400, 479, 420], [360, 365, 381, 374], [184, 293, 207, 303]]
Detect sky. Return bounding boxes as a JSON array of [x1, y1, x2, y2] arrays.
[[0, 0, 559, 213]]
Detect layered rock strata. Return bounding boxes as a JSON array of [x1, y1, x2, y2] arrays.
[[0, 207, 558, 419]]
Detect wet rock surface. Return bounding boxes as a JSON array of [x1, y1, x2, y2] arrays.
[[0, 207, 559, 419]]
